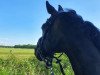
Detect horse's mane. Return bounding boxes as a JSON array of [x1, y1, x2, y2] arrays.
[[58, 10, 100, 51], [84, 21, 100, 51]]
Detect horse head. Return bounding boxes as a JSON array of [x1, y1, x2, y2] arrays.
[[35, 1, 83, 61]]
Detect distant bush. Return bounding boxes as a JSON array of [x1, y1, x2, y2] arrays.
[[14, 44, 36, 49], [0, 45, 13, 48], [0, 44, 36, 49]]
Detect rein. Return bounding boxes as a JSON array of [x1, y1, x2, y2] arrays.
[[53, 54, 65, 75], [42, 53, 66, 75]]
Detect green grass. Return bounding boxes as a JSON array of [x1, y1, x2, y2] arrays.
[[0, 48, 74, 75], [0, 48, 34, 59]]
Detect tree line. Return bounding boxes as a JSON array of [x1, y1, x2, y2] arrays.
[[0, 44, 36, 49]]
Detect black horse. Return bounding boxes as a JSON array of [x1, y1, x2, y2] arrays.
[[35, 1, 100, 75]]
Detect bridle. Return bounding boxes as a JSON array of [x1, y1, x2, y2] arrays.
[[36, 13, 66, 75]]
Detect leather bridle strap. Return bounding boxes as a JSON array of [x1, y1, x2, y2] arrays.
[[45, 53, 65, 75], [54, 56, 65, 75]]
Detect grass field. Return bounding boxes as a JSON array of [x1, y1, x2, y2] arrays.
[[0, 48, 34, 59], [0, 48, 74, 75]]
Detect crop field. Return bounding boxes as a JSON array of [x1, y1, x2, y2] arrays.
[[0, 48, 74, 75]]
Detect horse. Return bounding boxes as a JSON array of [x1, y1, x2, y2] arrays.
[[35, 1, 100, 75]]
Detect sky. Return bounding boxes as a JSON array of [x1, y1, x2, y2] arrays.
[[0, 0, 100, 46]]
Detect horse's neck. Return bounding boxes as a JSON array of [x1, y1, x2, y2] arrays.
[[65, 51, 83, 75], [64, 37, 100, 75]]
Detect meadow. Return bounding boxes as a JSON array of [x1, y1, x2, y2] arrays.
[[0, 48, 74, 75]]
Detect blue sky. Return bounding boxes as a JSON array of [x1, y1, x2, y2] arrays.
[[0, 0, 100, 45]]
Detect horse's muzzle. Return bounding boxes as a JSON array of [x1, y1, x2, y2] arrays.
[[35, 37, 54, 61]]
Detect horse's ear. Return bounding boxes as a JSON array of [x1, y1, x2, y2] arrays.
[[46, 1, 57, 15], [58, 5, 63, 11]]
